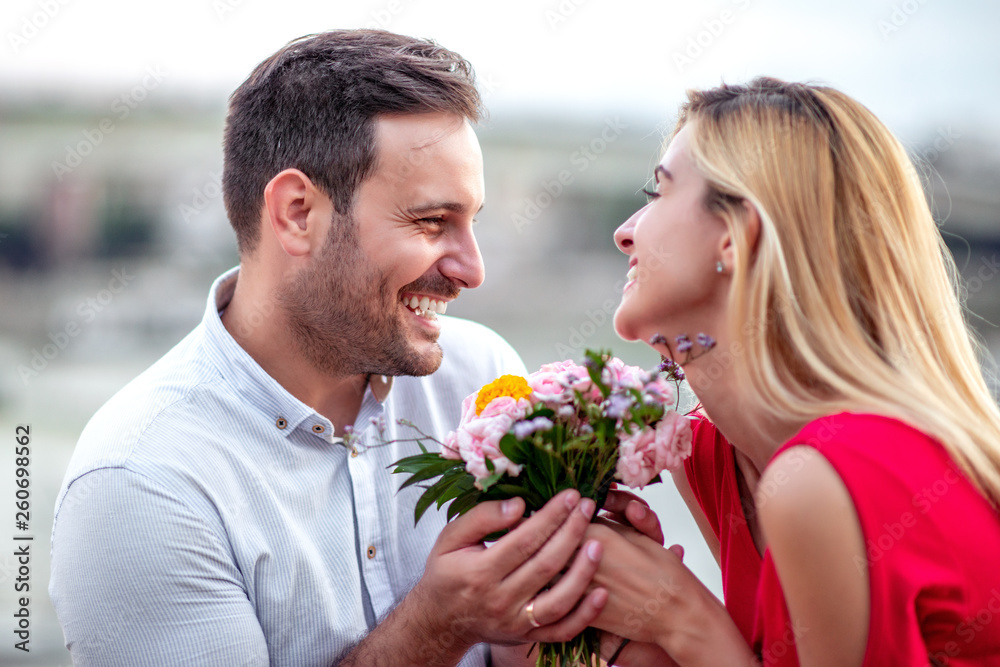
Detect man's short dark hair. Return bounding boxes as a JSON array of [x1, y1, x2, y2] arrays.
[[222, 29, 483, 255]]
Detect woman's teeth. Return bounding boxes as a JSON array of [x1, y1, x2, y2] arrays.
[[627, 265, 638, 282], [401, 295, 448, 319]]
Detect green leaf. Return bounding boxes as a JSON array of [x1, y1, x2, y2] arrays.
[[436, 473, 476, 507], [413, 478, 454, 525], [390, 451, 448, 473], [478, 471, 503, 491], [397, 458, 464, 491], [447, 490, 483, 521], [498, 433, 524, 463]]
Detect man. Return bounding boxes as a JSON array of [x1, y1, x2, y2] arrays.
[[49, 30, 607, 666]]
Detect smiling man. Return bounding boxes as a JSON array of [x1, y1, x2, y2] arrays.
[[49, 30, 606, 667]]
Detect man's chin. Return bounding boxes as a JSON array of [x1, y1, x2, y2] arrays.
[[405, 341, 444, 377], [369, 340, 443, 378]]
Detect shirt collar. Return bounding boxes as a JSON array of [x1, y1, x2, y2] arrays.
[[201, 267, 394, 440]]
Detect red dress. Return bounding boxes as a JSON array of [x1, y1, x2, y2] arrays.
[[683, 413, 1000, 665]]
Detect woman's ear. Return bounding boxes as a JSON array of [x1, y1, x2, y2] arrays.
[[720, 199, 761, 271], [262, 168, 331, 257]]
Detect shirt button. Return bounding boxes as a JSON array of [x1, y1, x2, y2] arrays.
[[275, 417, 287, 430], [312, 424, 325, 434], [350, 448, 359, 457], [366, 545, 376, 559]]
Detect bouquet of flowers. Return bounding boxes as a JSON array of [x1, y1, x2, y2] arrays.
[[389, 349, 695, 667]]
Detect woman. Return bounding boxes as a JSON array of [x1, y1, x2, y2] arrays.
[[589, 77, 1000, 665]]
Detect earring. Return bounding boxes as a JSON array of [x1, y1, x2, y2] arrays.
[[716, 261, 724, 274]]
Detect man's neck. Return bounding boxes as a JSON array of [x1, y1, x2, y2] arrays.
[[220, 271, 369, 436]]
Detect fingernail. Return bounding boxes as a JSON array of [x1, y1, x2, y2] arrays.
[[586, 540, 602, 561], [632, 502, 647, 520], [502, 499, 516, 516], [564, 489, 581, 509], [579, 498, 595, 518]]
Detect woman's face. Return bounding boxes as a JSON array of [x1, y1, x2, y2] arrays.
[[613, 123, 730, 350]]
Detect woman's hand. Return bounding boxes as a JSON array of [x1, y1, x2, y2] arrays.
[[599, 485, 664, 545], [586, 521, 755, 664], [600, 631, 679, 667]]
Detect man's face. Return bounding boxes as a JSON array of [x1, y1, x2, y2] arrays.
[[279, 112, 486, 378]]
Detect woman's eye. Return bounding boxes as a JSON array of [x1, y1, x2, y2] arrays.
[[641, 187, 659, 202]]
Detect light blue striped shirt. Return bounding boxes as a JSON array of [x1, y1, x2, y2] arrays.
[[50, 267, 527, 666]]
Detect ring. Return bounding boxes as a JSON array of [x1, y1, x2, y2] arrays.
[[525, 599, 542, 628]]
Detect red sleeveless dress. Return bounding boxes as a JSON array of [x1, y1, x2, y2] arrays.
[[683, 413, 1000, 665]]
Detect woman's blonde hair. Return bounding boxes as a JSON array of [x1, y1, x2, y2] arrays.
[[678, 76, 1000, 506]]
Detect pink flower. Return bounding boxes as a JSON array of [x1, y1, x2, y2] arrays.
[[442, 392, 531, 486], [616, 412, 693, 489], [528, 360, 600, 404], [642, 377, 676, 408], [602, 357, 646, 391]]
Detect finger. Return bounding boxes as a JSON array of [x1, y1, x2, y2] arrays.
[[520, 538, 602, 629], [433, 497, 524, 555], [625, 500, 664, 545], [486, 489, 582, 578], [667, 543, 684, 561], [527, 587, 608, 643], [601, 489, 650, 517], [502, 495, 596, 592]]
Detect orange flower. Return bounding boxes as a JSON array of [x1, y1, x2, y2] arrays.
[[475, 375, 533, 415]]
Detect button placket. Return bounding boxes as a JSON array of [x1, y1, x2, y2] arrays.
[[349, 416, 393, 619]]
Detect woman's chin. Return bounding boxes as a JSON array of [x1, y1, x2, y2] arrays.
[[612, 311, 640, 342]]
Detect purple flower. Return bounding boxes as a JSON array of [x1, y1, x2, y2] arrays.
[[513, 416, 556, 440], [658, 357, 685, 381], [604, 393, 634, 419], [531, 416, 554, 432], [513, 420, 537, 440], [696, 333, 716, 349], [649, 333, 668, 346], [676, 335, 693, 353], [557, 405, 576, 419]]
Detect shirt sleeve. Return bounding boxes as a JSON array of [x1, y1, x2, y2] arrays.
[[50, 467, 270, 667]]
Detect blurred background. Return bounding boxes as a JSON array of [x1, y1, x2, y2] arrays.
[[1, 0, 999, 663]]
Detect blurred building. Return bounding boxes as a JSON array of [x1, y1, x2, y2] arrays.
[[1, 93, 999, 368]]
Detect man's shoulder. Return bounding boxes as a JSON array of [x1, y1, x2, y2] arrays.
[[66, 327, 228, 480]]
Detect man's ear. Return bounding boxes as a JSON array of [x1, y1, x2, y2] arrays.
[[262, 168, 330, 257], [720, 199, 761, 271]]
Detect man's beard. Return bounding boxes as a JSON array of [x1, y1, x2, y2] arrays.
[[277, 213, 457, 378]]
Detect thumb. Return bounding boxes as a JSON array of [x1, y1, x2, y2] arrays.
[[434, 497, 525, 554], [667, 543, 685, 561], [626, 500, 664, 545]]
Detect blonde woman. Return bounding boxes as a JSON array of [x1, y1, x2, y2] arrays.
[[589, 78, 1000, 665]]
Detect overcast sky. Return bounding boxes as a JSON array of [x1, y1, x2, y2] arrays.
[[2, 0, 999, 142]]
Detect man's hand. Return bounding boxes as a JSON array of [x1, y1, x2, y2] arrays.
[[337, 490, 606, 667], [412, 489, 607, 661]]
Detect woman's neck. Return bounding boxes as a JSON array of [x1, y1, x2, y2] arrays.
[[688, 372, 805, 475]]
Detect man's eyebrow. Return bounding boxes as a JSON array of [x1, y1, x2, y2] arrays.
[[654, 165, 674, 183], [406, 201, 485, 216]]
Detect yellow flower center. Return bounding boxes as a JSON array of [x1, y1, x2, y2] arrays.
[[475, 375, 533, 415]]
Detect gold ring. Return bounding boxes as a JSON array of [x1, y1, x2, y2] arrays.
[[525, 599, 541, 628]]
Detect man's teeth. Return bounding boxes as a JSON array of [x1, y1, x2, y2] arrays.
[[401, 295, 448, 318], [627, 265, 638, 282]]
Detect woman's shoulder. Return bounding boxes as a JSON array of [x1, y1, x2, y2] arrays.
[[776, 411, 944, 475]]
